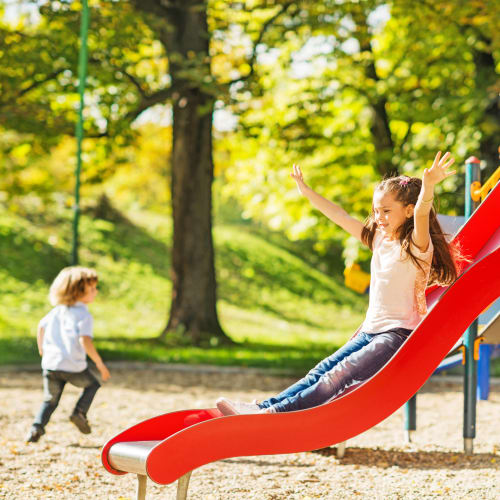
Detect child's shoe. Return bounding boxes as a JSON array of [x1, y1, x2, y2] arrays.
[[216, 397, 261, 415], [259, 406, 277, 414], [69, 410, 91, 434], [25, 424, 45, 443]]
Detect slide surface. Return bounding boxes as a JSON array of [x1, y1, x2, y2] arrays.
[[102, 184, 500, 485]]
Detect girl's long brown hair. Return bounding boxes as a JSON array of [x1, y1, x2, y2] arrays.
[[361, 176, 461, 286]]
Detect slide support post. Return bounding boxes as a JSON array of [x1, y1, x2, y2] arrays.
[[404, 394, 417, 442], [463, 156, 481, 454]]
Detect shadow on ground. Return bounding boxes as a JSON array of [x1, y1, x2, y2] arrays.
[[312, 446, 499, 470]]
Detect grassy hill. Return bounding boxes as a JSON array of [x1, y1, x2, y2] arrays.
[[0, 200, 367, 373]]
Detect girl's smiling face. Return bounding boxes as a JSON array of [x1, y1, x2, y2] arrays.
[[372, 191, 414, 239]]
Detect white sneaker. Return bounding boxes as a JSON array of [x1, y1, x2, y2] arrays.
[[216, 397, 261, 415], [259, 406, 277, 414]]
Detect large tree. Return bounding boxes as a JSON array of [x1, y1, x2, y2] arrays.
[[1, 0, 497, 342], [127, 0, 224, 342], [0, 0, 306, 344]]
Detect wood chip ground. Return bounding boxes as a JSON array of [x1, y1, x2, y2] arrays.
[[1, 365, 499, 499]]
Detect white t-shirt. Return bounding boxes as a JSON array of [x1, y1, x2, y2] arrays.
[[39, 302, 93, 372], [362, 230, 434, 333]]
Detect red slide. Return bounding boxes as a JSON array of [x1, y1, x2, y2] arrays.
[[102, 183, 500, 485]]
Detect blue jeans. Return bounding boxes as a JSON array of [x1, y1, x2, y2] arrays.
[[33, 368, 101, 429], [259, 328, 411, 412]]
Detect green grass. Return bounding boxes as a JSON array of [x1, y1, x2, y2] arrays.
[[2, 200, 499, 377], [0, 201, 367, 374]]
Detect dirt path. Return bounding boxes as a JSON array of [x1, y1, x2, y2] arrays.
[[1, 365, 499, 499]]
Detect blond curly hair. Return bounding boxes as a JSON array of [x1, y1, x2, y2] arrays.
[[49, 266, 98, 306]]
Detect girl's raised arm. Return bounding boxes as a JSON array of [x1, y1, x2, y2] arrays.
[[413, 151, 456, 251], [291, 164, 365, 243]]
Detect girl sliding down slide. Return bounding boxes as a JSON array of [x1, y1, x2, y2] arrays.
[[217, 152, 459, 415]]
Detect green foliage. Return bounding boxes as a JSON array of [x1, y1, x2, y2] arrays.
[[215, 224, 364, 326], [2, 201, 498, 375], [2, 0, 498, 226], [0, 121, 172, 216], [101, 124, 172, 211], [213, 0, 499, 269], [1, 1, 499, 362], [0, 201, 366, 372]]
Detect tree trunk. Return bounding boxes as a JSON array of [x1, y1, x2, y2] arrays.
[[143, 0, 229, 344], [161, 89, 227, 344], [473, 44, 499, 175], [351, 6, 397, 178], [369, 99, 396, 177]]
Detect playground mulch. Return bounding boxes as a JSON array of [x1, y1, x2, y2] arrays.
[[1, 364, 499, 499]]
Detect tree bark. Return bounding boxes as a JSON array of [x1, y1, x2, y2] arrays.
[[162, 88, 227, 343], [369, 99, 396, 178], [351, 6, 397, 178], [473, 44, 499, 175], [163, 3, 229, 344], [133, 0, 229, 344]]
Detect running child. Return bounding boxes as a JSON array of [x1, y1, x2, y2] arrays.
[[26, 266, 110, 442]]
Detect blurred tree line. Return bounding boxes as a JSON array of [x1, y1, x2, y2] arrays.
[[0, 0, 498, 344]]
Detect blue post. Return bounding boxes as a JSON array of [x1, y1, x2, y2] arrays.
[[463, 156, 480, 454], [477, 344, 492, 400]]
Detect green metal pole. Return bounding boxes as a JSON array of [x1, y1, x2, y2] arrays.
[[72, 0, 90, 265], [463, 156, 480, 454]]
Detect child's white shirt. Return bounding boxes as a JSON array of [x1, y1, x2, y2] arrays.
[[39, 302, 93, 372], [362, 230, 434, 333]]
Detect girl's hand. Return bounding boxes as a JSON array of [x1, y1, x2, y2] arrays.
[[423, 151, 456, 187], [290, 164, 308, 195]]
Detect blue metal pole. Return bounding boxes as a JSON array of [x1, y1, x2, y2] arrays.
[[72, 0, 90, 265], [463, 156, 480, 454], [477, 344, 492, 400]]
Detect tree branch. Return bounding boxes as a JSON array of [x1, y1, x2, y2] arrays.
[[129, 0, 172, 18], [124, 87, 173, 122], [224, 1, 296, 86], [123, 72, 148, 99], [78, 86, 173, 138], [86, 131, 110, 138], [17, 69, 65, 99]]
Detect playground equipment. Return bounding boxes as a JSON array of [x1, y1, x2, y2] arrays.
[[343, 159, 500, 448], [102, 178, 500, 500], [343, 263, 370, 294], [72, 0, 90, 265], [345, 216, 500, 400], [404, 157, 500, 451]]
